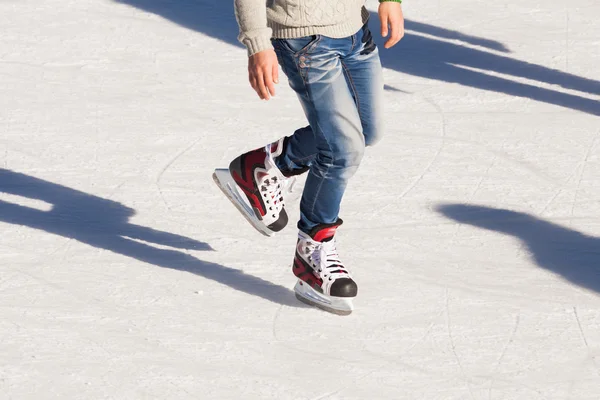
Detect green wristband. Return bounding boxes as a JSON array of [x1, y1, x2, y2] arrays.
[[379, 0, 402, 3]]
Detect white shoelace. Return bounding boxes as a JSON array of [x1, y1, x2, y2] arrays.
[[259, 173, 285, 218], [260, 146, 287, 218], [301, 235, 350, 282]]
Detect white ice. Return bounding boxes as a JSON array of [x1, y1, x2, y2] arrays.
[[1, 0, 599, 399]]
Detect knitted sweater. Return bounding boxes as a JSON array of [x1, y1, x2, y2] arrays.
[[234, 0, 370, 56]]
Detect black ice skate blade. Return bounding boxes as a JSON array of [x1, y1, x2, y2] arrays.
[[294, 293, 353, 316], [212, 169, 274, 237]]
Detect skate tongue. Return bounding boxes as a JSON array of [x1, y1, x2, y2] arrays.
[[311, 219, 343, 242], [268, 139, 281, 155], [256, 171, 269, 181]]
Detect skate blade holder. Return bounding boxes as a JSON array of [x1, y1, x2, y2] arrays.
[[294, 280, 354, 316], [213, 168, 275, 237]]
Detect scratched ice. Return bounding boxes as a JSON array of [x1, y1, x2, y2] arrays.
[[0, 0, 599, 399]]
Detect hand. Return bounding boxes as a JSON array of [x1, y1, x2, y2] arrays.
[[379, 2, 405, 49], [248, 49, 279, 100]]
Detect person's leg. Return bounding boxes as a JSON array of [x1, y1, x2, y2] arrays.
[[275, 126, 314, 176], [273, 35, 365, 233], [221, 23, 382, 237], [339, 23, 385, 147], [272, 27, 384, 311]]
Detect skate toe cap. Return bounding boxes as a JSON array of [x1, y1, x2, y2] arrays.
[[330, 278, 358, 298], [267, 209, 288, 232]]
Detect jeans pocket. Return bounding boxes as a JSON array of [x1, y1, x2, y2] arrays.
[[360, 25, 377, 56], [274, 35, 321, 56]]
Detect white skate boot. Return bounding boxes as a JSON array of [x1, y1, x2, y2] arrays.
[[292, 219, 357, 315], [213, 138, 289, 237]]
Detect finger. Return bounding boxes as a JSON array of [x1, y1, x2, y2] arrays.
[[386, 19, 396, 48], [264, 68, 276, 98], [250, 73, 265, 99], [385, 29, 394, 48], [380, 12, 389, 38], [386, 19, 403, 48], [393, 18, 405, 44], [272, 63, 279, 85], [384, 36, 393, 48], [256, 71, 270, 100], [249, 73, 256, 91]]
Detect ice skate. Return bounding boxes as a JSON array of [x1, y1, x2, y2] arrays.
[[292, 219, 357, 315], [213, 138, 288, 237]]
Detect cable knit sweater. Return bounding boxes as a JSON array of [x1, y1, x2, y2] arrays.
[[234, 0, 370, 56]]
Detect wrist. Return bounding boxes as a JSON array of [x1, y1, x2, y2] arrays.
[[245, 36, 274, 57]]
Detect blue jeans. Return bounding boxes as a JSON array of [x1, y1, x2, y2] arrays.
[[272, 23, 384, 234]]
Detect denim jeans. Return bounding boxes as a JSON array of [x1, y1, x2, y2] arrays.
[[272, 22, 384, 234]]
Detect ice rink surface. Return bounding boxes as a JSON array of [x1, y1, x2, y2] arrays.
[[1, 0, 599, 398]]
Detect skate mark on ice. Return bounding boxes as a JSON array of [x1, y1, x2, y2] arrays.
[[374, 94, 447, 217], [537, 138, 600, 218], [537, 145, 597, 217], [271, 301, 312, 344], [569, 131, 599, 223], [565, 10, 570, 73], [309, 327, 443, 400], [271, 311, 445, 396], [349, 305, 449, 399], [487, 313, 520, 400], [406, 307, 447, 352], [366, 306, 447, 363], [3, 261, 100, 307], [400, 132, 560, 186], [0, 168, 303, 308], [565, 307, 600, 400], [467, 153, 498, 204], [573, 307, 600, 379], [573, 307, 589, 349], [311, 386, 347, 400], [271, 305, 283, 341], [106, 179, 130, 201], [155, 136, 203, 212], [437, 204, 600, 295], [541, 129, 600, 220], [404, 93, 447, 196], [445, 288, 477, 400]]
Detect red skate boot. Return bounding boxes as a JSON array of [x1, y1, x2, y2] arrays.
[[292, 219, 357, 315], [213, 138, 288, 236]]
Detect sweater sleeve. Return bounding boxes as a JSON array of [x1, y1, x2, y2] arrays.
[[233, 0, 273, 56]]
